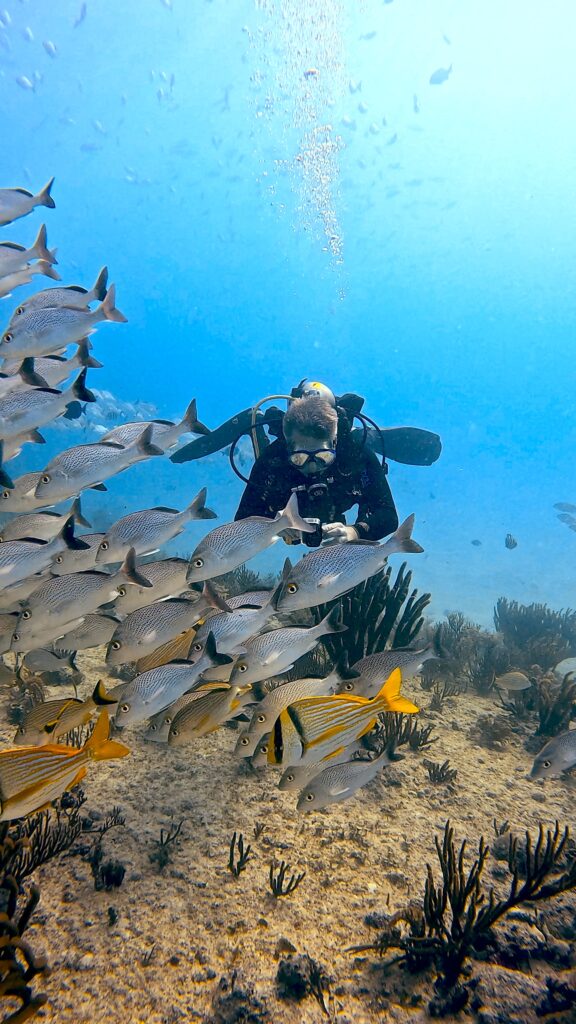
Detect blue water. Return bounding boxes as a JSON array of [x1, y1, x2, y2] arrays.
[[1, 0, 574, 623]]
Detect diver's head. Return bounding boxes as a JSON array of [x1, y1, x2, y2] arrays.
[[283, 396, 337, 477]]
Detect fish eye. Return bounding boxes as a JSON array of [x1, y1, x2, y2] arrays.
[[41, 475, 50, 484], [259, 744, 268, 754], [257, 714, 266, 723], [305, 792, 315, 802], [3, 333, 12, 343], [15, 307, 25, 316], [117, 586, 127, 596], [542, 759, 551, 768], [165, 716, 172, 724], [193, 642, 203, 652], [111, 641, 121, 651], [240, 736, 250, 745], [55, 555, 64, 564], [12, 633, 20, 642], [120, 703, 130, 713], [171, 728, 179, 738], [193, 558, 203, 569], [100, 541, 109, 550], [287, 583, 298, 594], [344, 682, 355, 691], [238, 663, 248, 673], [149, 724, 157, 732], [21, 610, 31, 620], [1, 491, 10, 500], [285, 773, 295, 782]]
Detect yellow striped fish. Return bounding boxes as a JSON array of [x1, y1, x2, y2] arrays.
[[168, 684, 253, 745], [267, 668, 418, 766], [14, 680, 117, 746], [135, 626, 198, 673], [0, 710, 130, 821]]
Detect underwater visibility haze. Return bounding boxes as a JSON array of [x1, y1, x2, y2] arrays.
[[0, 2, 575, 1023]]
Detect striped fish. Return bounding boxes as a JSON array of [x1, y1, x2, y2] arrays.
[[144, 684, 229, 744], [266, 668, 418, 766], [0, 710, 129, 821], [168, 685, 253, 745], [14, 680, 116, 746]]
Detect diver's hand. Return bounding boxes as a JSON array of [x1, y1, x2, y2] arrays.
[[281, 529, 302, 545], [321, 524, 359, 544]]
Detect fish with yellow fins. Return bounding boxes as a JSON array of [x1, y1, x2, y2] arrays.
[[0, 710, 130, 821], [265, 668, 418, 767], [14, 680, 117, 746]]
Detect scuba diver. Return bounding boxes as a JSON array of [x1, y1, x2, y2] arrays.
[[171, 380, 442, 548]]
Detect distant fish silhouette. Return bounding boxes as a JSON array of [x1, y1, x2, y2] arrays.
[[554, 502, 576, 513], [429, 65, 452, 85], [470, 539, 482, 547], [557, 513, 576, 524], [505, 533, 518, 550]]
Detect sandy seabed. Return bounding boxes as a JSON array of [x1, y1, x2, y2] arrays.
[[4, 649, 575, 1024]]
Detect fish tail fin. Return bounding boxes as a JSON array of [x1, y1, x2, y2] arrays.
[[135, 423, 164, 458], [31, 224, 54, 264], [85, 710, 130, 760], [376, 667, 420, 714], [202, 580, 232, 612], [58, 515, 90, 551], [120, 547, 152, 588], [99, 284, 128, 324], [25, 428, 46, 446], [36, 176, 55, 209], [187, 487, 217, 521], [391, 514, 424, 555], [315, 604, 347, 637], [76, 339, 103, 370], [89, 266, 108, 303], [282, 492, 316, 534], [181, 398, 210, 436], [91, 679, 117, 707], [70, 496, 91, 529], [268, 558, 292, 610], [204, 631, 234, 667], [72, 367, 96, 404], [37, 257, 61, 281], [19, 358, 48, 387]]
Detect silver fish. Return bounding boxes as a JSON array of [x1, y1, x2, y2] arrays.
[[297, 748, 395, 812], [0, 369, 95, 439], [145, 690, 205, 744], [0, 260, 60, 300], [225, 590, 272, 610], [278, 743, 364, 790], [8, 267, 108, 321], [191, 576, 285, 657], [0, 497, 90, 543], [494, 671, 532, 692], [112, 557, 193, 615], [0, 471, 47, 513], [95, 489, 216, 564], [0, 571, 51, 612], [0, 178, 55, 227], [54, 612, 120, 651], [113, 632, 233, 728], [553, 502, 576, 513], [275, 515, 423, 612], [0, 225, 55, 278], [0, 284, 126, 360], [0, 613, 18, 654], [2, 428, 45, 463], [22, 648, 78, 674], [11, 549, 150, 651], [100, 398, 208, 450], [33, 424, 164, 503], [336, 644, 438, 699], [0, 516, 88, 590], [105, 595, 210, 666], [5, 342, 103, 390], [530, 729, 576, 778], [51, 533, 104, 575], [235, 672, 338, 758], [186, 493, 315, 582], [228, 606, 345, 687]]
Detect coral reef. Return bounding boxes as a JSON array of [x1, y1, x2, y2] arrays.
[[423, 759, 457, 785], [363, 712, 438, 755], [276, 954, 333, 1016], [7, 790, 86, 883], [0, 827, 48, 1023], [269, 860, 306, 898], [208, 970, 270, 1024], [350, 820, 576, 1012], [311, 563, 430, 664], [149, 820, 184, 872], [494, 598, 576, 672], [422, 612, 507, 694], [468, 713, 515, 750], [228, 832, 252, 878], [536, 671, 576, 737]]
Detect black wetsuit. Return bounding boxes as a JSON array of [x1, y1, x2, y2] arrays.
[[235, 418, 399, 545]]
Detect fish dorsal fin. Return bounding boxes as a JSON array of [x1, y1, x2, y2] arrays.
[[98, 441, 126, 450], [152, 419, 174, 427], [152, 505, 179, 513], [0, 242, 26, 253], [14, 188, 33, 197]]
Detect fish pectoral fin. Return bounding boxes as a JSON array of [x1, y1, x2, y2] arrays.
[[387, 697, 420, 714], [328, 784, 353, 796], [317, 573, 340, 588]]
